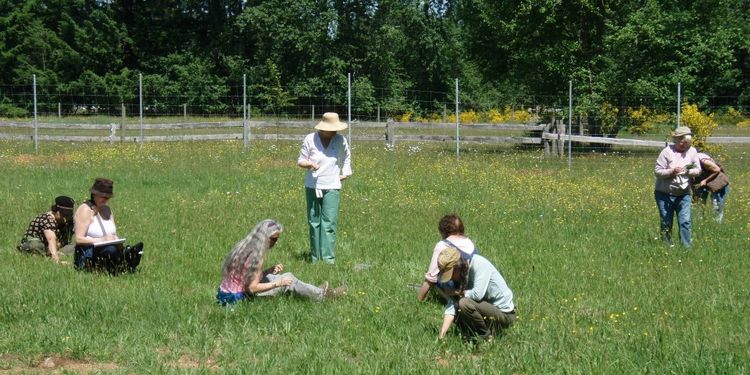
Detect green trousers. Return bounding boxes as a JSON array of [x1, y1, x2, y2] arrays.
[[17, 238, 75, 257], [306, 188, 340, 264]]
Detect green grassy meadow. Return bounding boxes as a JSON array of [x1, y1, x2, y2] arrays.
[[1, 140, 748, 373]]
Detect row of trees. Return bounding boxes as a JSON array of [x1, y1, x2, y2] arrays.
[[1, 0, 749, 136]]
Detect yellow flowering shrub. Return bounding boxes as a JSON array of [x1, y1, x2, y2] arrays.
[[487, 109, 504, 123], [598, 102, 619, 136], [737, 120, 750, 128], [444, 107, 534, 124], [680, 102, 717, 151], [623, 106, 654, 135], [460, 110, 479, 124], [727, 107, 743, 119], [398, 112, 413, 122], [512, 108, 532, 123]]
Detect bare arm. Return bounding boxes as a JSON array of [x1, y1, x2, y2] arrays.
[[43, 229, 60, 262], [439, 314, 455, 339], [247, 261, 292, 294], [699, 159, 722, 186], [417, 280, 433, 302], [74, 205, 96, 245]]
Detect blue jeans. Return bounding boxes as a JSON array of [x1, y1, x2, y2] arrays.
[[654, 191, 692, 248], [695, 185, 729, 223]]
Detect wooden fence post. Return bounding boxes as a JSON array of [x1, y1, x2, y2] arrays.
[[543, 121, 552, 156], [385, 119, 395, 147]]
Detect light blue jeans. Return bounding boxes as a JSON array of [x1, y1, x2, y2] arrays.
[[654, 191, 692, 248], [695, 185, 729, 223], [257, 273, 325, 301]]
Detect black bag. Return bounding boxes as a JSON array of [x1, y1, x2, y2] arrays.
[[123, 242, 144, 272]]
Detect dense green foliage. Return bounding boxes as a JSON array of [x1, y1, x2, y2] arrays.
[[1, 1, 750, 126], [0, 140, 748, 373]]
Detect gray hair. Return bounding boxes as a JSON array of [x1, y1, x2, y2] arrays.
[[221, 220, 283, 292]]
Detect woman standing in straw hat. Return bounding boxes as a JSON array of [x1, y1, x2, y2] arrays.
[[654, 126, 701, 248], [297, 112, 352, 264], [17, 196, 76, 262]]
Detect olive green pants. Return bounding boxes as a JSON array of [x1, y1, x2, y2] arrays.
[[18, 238, 75, 257], [305, 188, 340, 264]]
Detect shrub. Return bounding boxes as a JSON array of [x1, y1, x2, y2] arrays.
[[460, 110, 479, 124], [680, 102, 717, 151], [623, 106, 654, 135], [0, 99, 28, 117], [398, 112, 413, 122]]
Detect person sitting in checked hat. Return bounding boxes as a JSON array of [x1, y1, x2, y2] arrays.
[[17, 196, 76, 263]]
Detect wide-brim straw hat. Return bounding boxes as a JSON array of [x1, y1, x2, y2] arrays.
[[314, 112, 348, 132], [437, 247, 461, 283], [672, 126, 692, 138]]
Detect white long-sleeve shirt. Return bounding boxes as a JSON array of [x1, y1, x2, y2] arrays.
[[298, 132, 352, 189]]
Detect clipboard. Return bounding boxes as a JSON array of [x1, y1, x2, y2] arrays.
[[93, 238, 126, 247]]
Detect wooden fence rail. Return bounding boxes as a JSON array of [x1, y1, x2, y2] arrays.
[[1, 120, 748, 149]]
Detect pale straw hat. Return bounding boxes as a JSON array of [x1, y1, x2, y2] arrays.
[[671, 126, 692, 138], [314, 112, 348, 132]]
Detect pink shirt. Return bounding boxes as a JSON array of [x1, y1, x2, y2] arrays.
[[424, 236, 476, 283], [219, 259, 251, 294]]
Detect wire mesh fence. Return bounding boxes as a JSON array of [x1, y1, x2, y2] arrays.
[[1, 78, 749, 158]]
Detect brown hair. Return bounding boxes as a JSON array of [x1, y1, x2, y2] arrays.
[[438, 214, 464, 239]]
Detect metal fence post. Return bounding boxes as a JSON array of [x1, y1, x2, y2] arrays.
[[120, 103, 125, 143], [676, 82, 681, 128], [243, 74, 248, 151], [455, 78, 459, 159], [33, 74, 38, 154], [139, 73, 143, 150], [568, 80, 572, 170], [347, 72, 352, 146]]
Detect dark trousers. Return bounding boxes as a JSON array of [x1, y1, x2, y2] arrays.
[[456, 297, 515, 339], [75, 244, 122, 274]]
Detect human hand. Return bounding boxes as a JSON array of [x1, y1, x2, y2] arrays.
[[104, 234, 118, 241], [310, 162, 320, 171], [273, 264, 284, 274], [339, 175, 348, 181], [672, 166, 685, 176], [274, 277, 293, 288]]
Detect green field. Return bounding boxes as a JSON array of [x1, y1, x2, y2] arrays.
[[1, 140, 748, 373]]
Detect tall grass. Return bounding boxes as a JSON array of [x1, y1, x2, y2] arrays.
[[1, 140, 748, 373]]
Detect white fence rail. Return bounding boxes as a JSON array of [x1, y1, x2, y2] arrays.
[[1, 120, 748, 148]]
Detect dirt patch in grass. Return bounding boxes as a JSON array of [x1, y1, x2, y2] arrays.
[[0, 355, 118, 374], [170, 354, 220, 372]]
